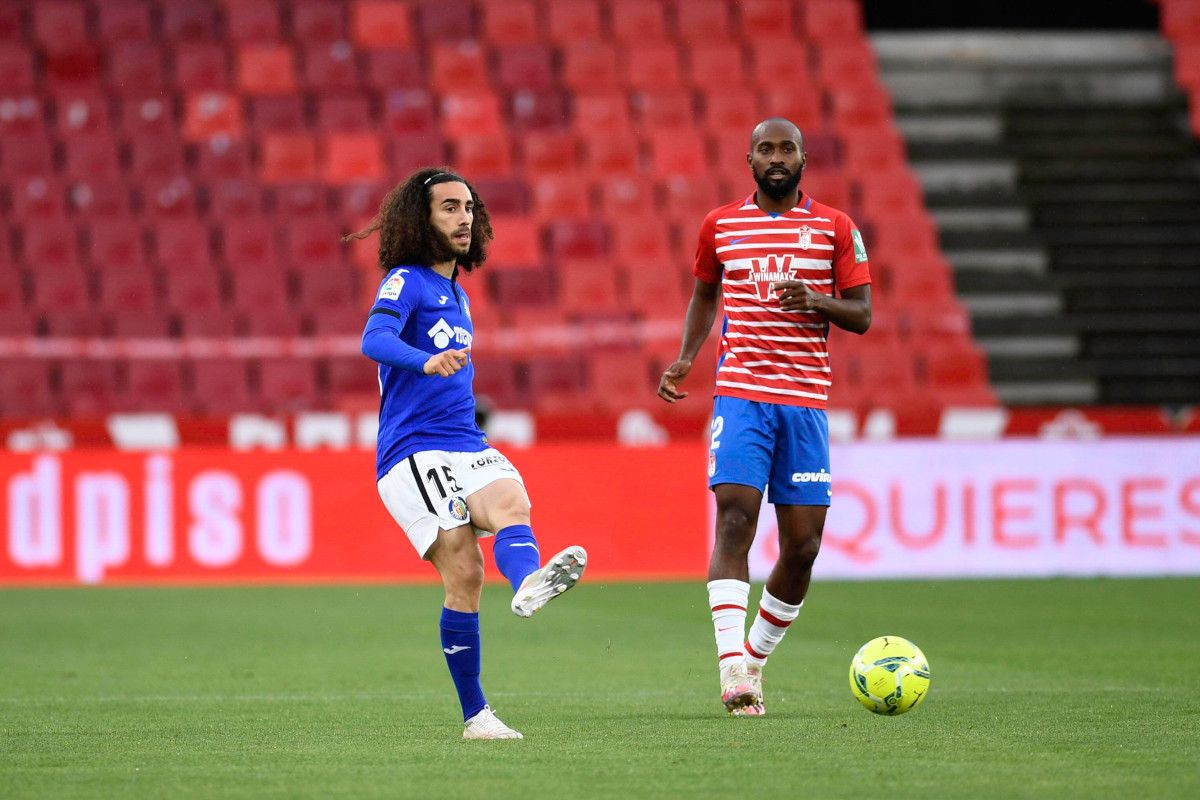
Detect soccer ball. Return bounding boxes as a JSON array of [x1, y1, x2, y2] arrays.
[[848, 635, 931, 716]]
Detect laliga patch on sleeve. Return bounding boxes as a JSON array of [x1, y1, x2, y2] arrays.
[[378, 273, 405, 300], [851, 229, 868, 263]]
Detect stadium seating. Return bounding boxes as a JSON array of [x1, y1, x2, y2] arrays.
[[0, 0, 991, 419]]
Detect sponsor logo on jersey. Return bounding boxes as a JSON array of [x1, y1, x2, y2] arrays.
[[791, 469, 832, 483], [749, 254, 798, 302], [427, 318, 473, 349], [797, 225, 812, 250], [378, 269, 408, 300], [851, 229, 868, 263], [470, 453, 509, 470], [448, 496, 469, 521], [438, 295, 449, 305]]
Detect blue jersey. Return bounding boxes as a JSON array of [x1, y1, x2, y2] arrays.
[[369, 265, 487, 479]]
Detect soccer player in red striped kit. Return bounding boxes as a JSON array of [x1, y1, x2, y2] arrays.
[[658, 119, 873, 716]]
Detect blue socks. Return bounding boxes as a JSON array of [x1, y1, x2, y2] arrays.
[[440, 607, 486, 721], [493, 524, 540, 592]]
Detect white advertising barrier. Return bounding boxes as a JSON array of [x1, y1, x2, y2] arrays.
[[727, 438, 1200, 580]]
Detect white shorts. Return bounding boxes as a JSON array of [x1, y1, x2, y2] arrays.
[[377, 448, 526, 559]]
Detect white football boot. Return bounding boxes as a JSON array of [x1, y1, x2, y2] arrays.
[[511, 545, 587, 618], [463, 706, 523, 740], [731, 661, 765, 717], [720, 659, 759, 714]]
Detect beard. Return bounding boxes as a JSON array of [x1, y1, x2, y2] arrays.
[[752, 164, 802, 202], [432, 227, 470, 262]]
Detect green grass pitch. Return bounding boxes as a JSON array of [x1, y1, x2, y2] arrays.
[[2, 578, 1197, 799]]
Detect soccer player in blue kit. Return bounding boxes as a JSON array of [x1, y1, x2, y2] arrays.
[[350, 168, 587, 740]]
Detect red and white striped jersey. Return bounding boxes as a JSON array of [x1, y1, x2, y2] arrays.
[[693, 192, 872, 409]]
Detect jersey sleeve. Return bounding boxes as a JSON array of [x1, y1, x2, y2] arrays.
[[832, 212, 872, 293], [692, 210, 722, 285], [370, 268, 419, 321]]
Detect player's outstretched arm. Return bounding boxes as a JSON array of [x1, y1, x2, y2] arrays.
[[775, 282, 872, 335], [658, 278, 720, 403], [423, 347, 471, 377]]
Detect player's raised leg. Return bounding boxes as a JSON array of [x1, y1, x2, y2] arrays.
[[465, 475, 587, 618], [428, 525, 522, 740], [710, 483, 765, 713]]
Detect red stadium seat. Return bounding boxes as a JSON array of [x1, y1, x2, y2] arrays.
[[739, 0, 798, 38], [272, 181, 331, 219], [237, 44, 297, 94], [546, 1, 603, 43], [308, 305, 363, 335], [572, 93, 632, 135], [189, 358, 253, 414], [660, 175, 723, 229], [335, 180, 390, 226], [221, 217, 280, 272], [469, 177, 529, 215], [633, 90, 695, 129], [0, 93, 45, 136], [548, 220, 608, 260], [89, 225, 148, 273], [703, 91, 761, 132], [0, 5, 19, 42], [430, 41, 490, 92], [128, 132, 186, 177], [257, 357, 322, 412], [153, 219, 214, 272], [249, 95, 306, 132], [261, 134, 319, 181], [510, 89, 569, 131], [124, 94, 177, 136], [364, 49, 424, 90], [844, 345, 919, 395], [1, 133, 54, 175], [302, 43, 361, 91], [870, 211, 940, 261], [486, 216, 542, 267], [195, 137, 253, 179], [557, 268, 621, 314], [327, 356, 380, 398], [451, 133, 513, 177], [481, 1, 537, 45], [241, 307, 303, 337], [32, 267, 90, 312], [647, 134, 708, 176], [520, 131, 580, 175], [900, 299, 972, 342], [0, 45, 35, 91], [588, 351, 659, 411], [226, 3, 282, 42], [919, 341, 995, 402], [0, 361, 59, 417], [60, 360, 120, 415], [164, 269, 221, 312], [141, 175, 198, 219], [53, 90, 109, 136], [382, 88, 435, 134], [182, 91, 241, 140], [173, 42, 230, 91], [531, 176, 591, 222], [108, 43, 166, 91], [582, 134, 642, 178], [282, 220, 344, 269], [10, 177, 67, 220], [471, 356, 524, 405], [33, 1, 88, 51], [856, 169, 925, 219], [44, 306, 105, 337], [22, 221, 81, 271], [612, 217, 671, 264], [98, 1, 152, 42], [749, 38, 813, 86], [47, 47, 100, 92], [524, 358, 586, 398], [599, 177, 654, 218], [415, 1, 475, 41], [292, 1, 347, 41], [802, 0, 865, 40], [800, 169, 852, 211], [561, 42, 619, 92], [389, 132, 446, 175], [296, 269, 358, 309], [440, 91, 503, 137], [623, 262, 689, 317], [161, 0, 218, 41], [830, 84, 894, 132], [70, 179, 134, 218], [760, 85, 825, 132], [316, 93, 373, 131], [52, 133, 120, 187], [610, 0, 668, 42], [497, 44, 555, 91], [351, 1, 413, 47], [230, 269, 289, 311], [676, 1, 731, 41], [885, 257, 956, 305], [208, 179, 268, 219], [107, 311, 170, 338], [814, 41, 879, 88], [176, 306, 238, 337], [687, 42, 748, 87], [839, 128, 907, 178], [621, 46, 683, 91], [123, 361, 187, 412]]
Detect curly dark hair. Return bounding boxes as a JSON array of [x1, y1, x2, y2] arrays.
[[342, 167, 493, 273]]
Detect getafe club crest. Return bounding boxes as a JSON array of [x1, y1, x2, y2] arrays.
[[797, 225, 812, 250], [448, 496, 469, 522]]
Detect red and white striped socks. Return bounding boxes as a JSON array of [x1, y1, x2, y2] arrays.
[[744, 588, 802, 667], [707, 579, 749, 672]]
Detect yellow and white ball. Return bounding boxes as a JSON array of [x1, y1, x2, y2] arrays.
[[849, 635, 931, 716]]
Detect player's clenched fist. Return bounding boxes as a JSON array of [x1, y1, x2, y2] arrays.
[[774, 280, 827, 313], [658, 359, 692, 403], [423, 347, 471, 376]]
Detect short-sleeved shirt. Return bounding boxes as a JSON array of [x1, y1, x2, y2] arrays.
[[370, 265, 487, 480], [693, 192, 872, 410]]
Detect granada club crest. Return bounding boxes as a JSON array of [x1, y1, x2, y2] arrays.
[[749, 254, 798, 302], [797, 224, 812, 249]]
